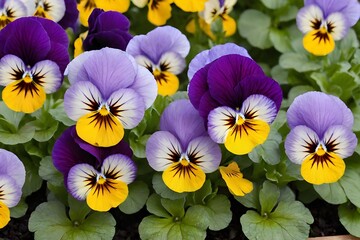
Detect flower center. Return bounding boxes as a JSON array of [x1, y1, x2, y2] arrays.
[[315, 144, 327, 156], [22, 73, 33, 83], [96, 174, 106, 184], [98, 105, 110, 116]]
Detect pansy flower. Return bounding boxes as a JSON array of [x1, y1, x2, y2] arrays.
[[74, 9, 133, 57], [186, 0, 237, 39], [0, 0, 28, 29], [0, 149, 26, 228], [285, 91, 357, 185], [126, 26, 190, 96], [77, 0, 130, 27], [219, 162, 253, 196], [188, 44, 282, 155], [296, 0, 360, 56], [52, 126, 136, 212], [131, 0, 173, 26], [146, 99, 222, 193], [64, 47, 157, 147], [0, 17, 69, 113]]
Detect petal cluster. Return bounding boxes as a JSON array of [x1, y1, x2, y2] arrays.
[[146, 99, 222, 193], [296, 0, 360, 55], [188, 44, 282, 155], [64, 48, 157, 147], [126, 26, 190, 96], [0, 17, 69, 113], [285, 91, 358, 185], [0, 149, 26, 228]]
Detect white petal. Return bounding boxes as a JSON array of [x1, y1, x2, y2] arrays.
[[326, 12, 348, 40], [203, 0, 220, 23], [31, 60, 62, 93], [0, 54, 26, 86], [241, 94, 278, 124], [323, 125, 358, 158], [285, 125, 320, 164], [107, 88, 145, 129], [186, 136, 221, 173], [34, 0, 66, 22], [224, 0, 237, 12], [134, 55, 154, 71], [0, 175, 22, 208], [4, 0, 28, 18], [207, 106, 236, 144], [131, 0, 148, 8], [67, 163, 97, 200], [64, 81, 103, 121], [146, 131, 183, 171], [101, 154, 137, 184], [158, 52, 186, 75], [297, 4, 324, 33]]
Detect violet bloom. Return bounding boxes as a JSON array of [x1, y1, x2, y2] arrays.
[[52, 126, 136, 212], [0, 0, 28, 29], [64, 47, 157, 147], [296, 0, 360, 56], [126, 26, 190, 96], [285, 91, 357, 185], [146, 99, 221, 193], [188, 45, 282, 155], [0, 149, 26, 228], [74, 9, 133, 57], [0, 17, 69, 113]]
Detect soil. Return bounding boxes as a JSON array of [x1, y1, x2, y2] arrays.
[[0, 184, 348, 240]]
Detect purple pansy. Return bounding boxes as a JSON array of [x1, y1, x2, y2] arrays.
[[285, 91, 357, 185], [0, 149, 26, 228], [52, 126, 136, 212], [126, 26, 190, 96], [188, 45, 282, 155], [146, 99, 221, 193], [0, 17, 69, 113], [64, 47, 157, 147]]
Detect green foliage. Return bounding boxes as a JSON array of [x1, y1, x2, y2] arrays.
[[119, 181, 150, 214]]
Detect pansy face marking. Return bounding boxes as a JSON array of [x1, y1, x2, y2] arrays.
[[0, 0, 27, 29], [34, 0, 66, 22]]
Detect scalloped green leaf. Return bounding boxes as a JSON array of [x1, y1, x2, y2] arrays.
[[314, 182, 347, 205], [339, 203, 360, 237], [119, 181, 150, 214], [38, 156, 63, 186]]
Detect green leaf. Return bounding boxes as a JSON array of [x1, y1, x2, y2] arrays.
[[241, 201, 313, 240], [0, 101, 24, 128], [249, 130, 282, 165], [32, 111, 59, 142], [279, 53, 321, 72], [146, 194, 171, 218], [129, 134, 150, 158], [261, 0, 287, 9], [339, 203, 360, 237], [282, 85, 315, 108], [339, 163, 360, 208], [313, 182, 347, 205], [38, 156, 63, 186], [238, 10, 272, 49], [10, 198, 28, 218], [68, 195, 91, 222], [259, 181, 280, 215], [235, 184, 260, 210], [352, 105, 360, 132], [187, 179, 212, 205], [182, 206, 210, 230], [0, 121, 36, 145], [269, 29, 292, 53], [48, 101, 76, 126], [161, 198, 186, 218], [22, 157, 43, 197], [119, 181, 150, 214], [152, 173, 188, 200]]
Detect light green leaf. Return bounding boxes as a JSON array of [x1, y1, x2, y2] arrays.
[[182, 205, 211, 230], [119, 181, 149, 214], [352, 105, 360, 132], [279, 53, 321, 72], [38, 156, 63, 186], [68, 195, 91, 222], [249, 130, 282, 165], [339, 203, 360, 237], [161, 198, 186, 218], [129, 134, 150, 158], [187, 179, 212, 205], [314, 182, 347, 205], [0, 101, 25, 128], [259, 181, 280, 215], [139, 216, 175, 240], [241, 201, 313, 240], [146, 194, 171, 218], [48, 101, 75, 126], [339, 164, 360, 208], [282, 85, 315, 108], [152, 173, 188, 200], [32, 111, 59, 142], [0, 121, 36, 145], [238, 10, 272, 49], [278, 6, 298, 22], [235, 184, 260, 210], [261, 0, 287, 9], [10, 198, 28, 218], [269, 29, 292, 53], [22, 157, 43, 197]]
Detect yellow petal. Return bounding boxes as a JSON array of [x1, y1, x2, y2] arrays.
[[0, 201, 10, 229], [94, 0, 130, 13], [147, 0, 172, 26], [219, 162, 253, 196], [74, 32, 88, 58], [301, 152, 345, 185], [174, 0, 206, 12], [78, 0, 96, 27], [2, 80, 46, 113], [222, 15, 236, 37], [76, 111, 124, 147], [185, 19, 196, 34], [225, 119, 270, 155], [86, 180, 128, 212], [303, 29, 335, 56], [155, 71, 179, 96], [162, 160, 205, 193]]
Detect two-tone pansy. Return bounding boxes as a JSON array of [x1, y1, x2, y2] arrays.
[[131, 0, 173, 26], [0, 17, 69, 113], [0, 149, 26, 228], [52, 126, 136, 212], [296, 0, 360, 56], [0, 0, 28, 29], [64, 47, 157, 147], [188, 43, 282, 155], [77, 0, 130, 27], [146, 99, 221, 193], [285, 91, 357, 185], [187, 0, 237, 39], [126, 26, 190, 96], [74, 8, 133, 57]]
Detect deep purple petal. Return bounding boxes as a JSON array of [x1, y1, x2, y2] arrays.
[[188, 64, 210, 110], [198, 92, 221, 120], [35, 17, 69, 47], [93, 10, 130, 32], [45, 42, 70, 74], [83, 31, 132, 51], [160, 99, 207, 148], [287, 91, 353, 137], [57, 0, 79, 30]]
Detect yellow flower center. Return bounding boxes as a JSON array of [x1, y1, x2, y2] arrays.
[[23, 74, 33, 83], [97, 174, 106, 184], [316, 144, 326, 156], [98, 105, 110, 116]]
